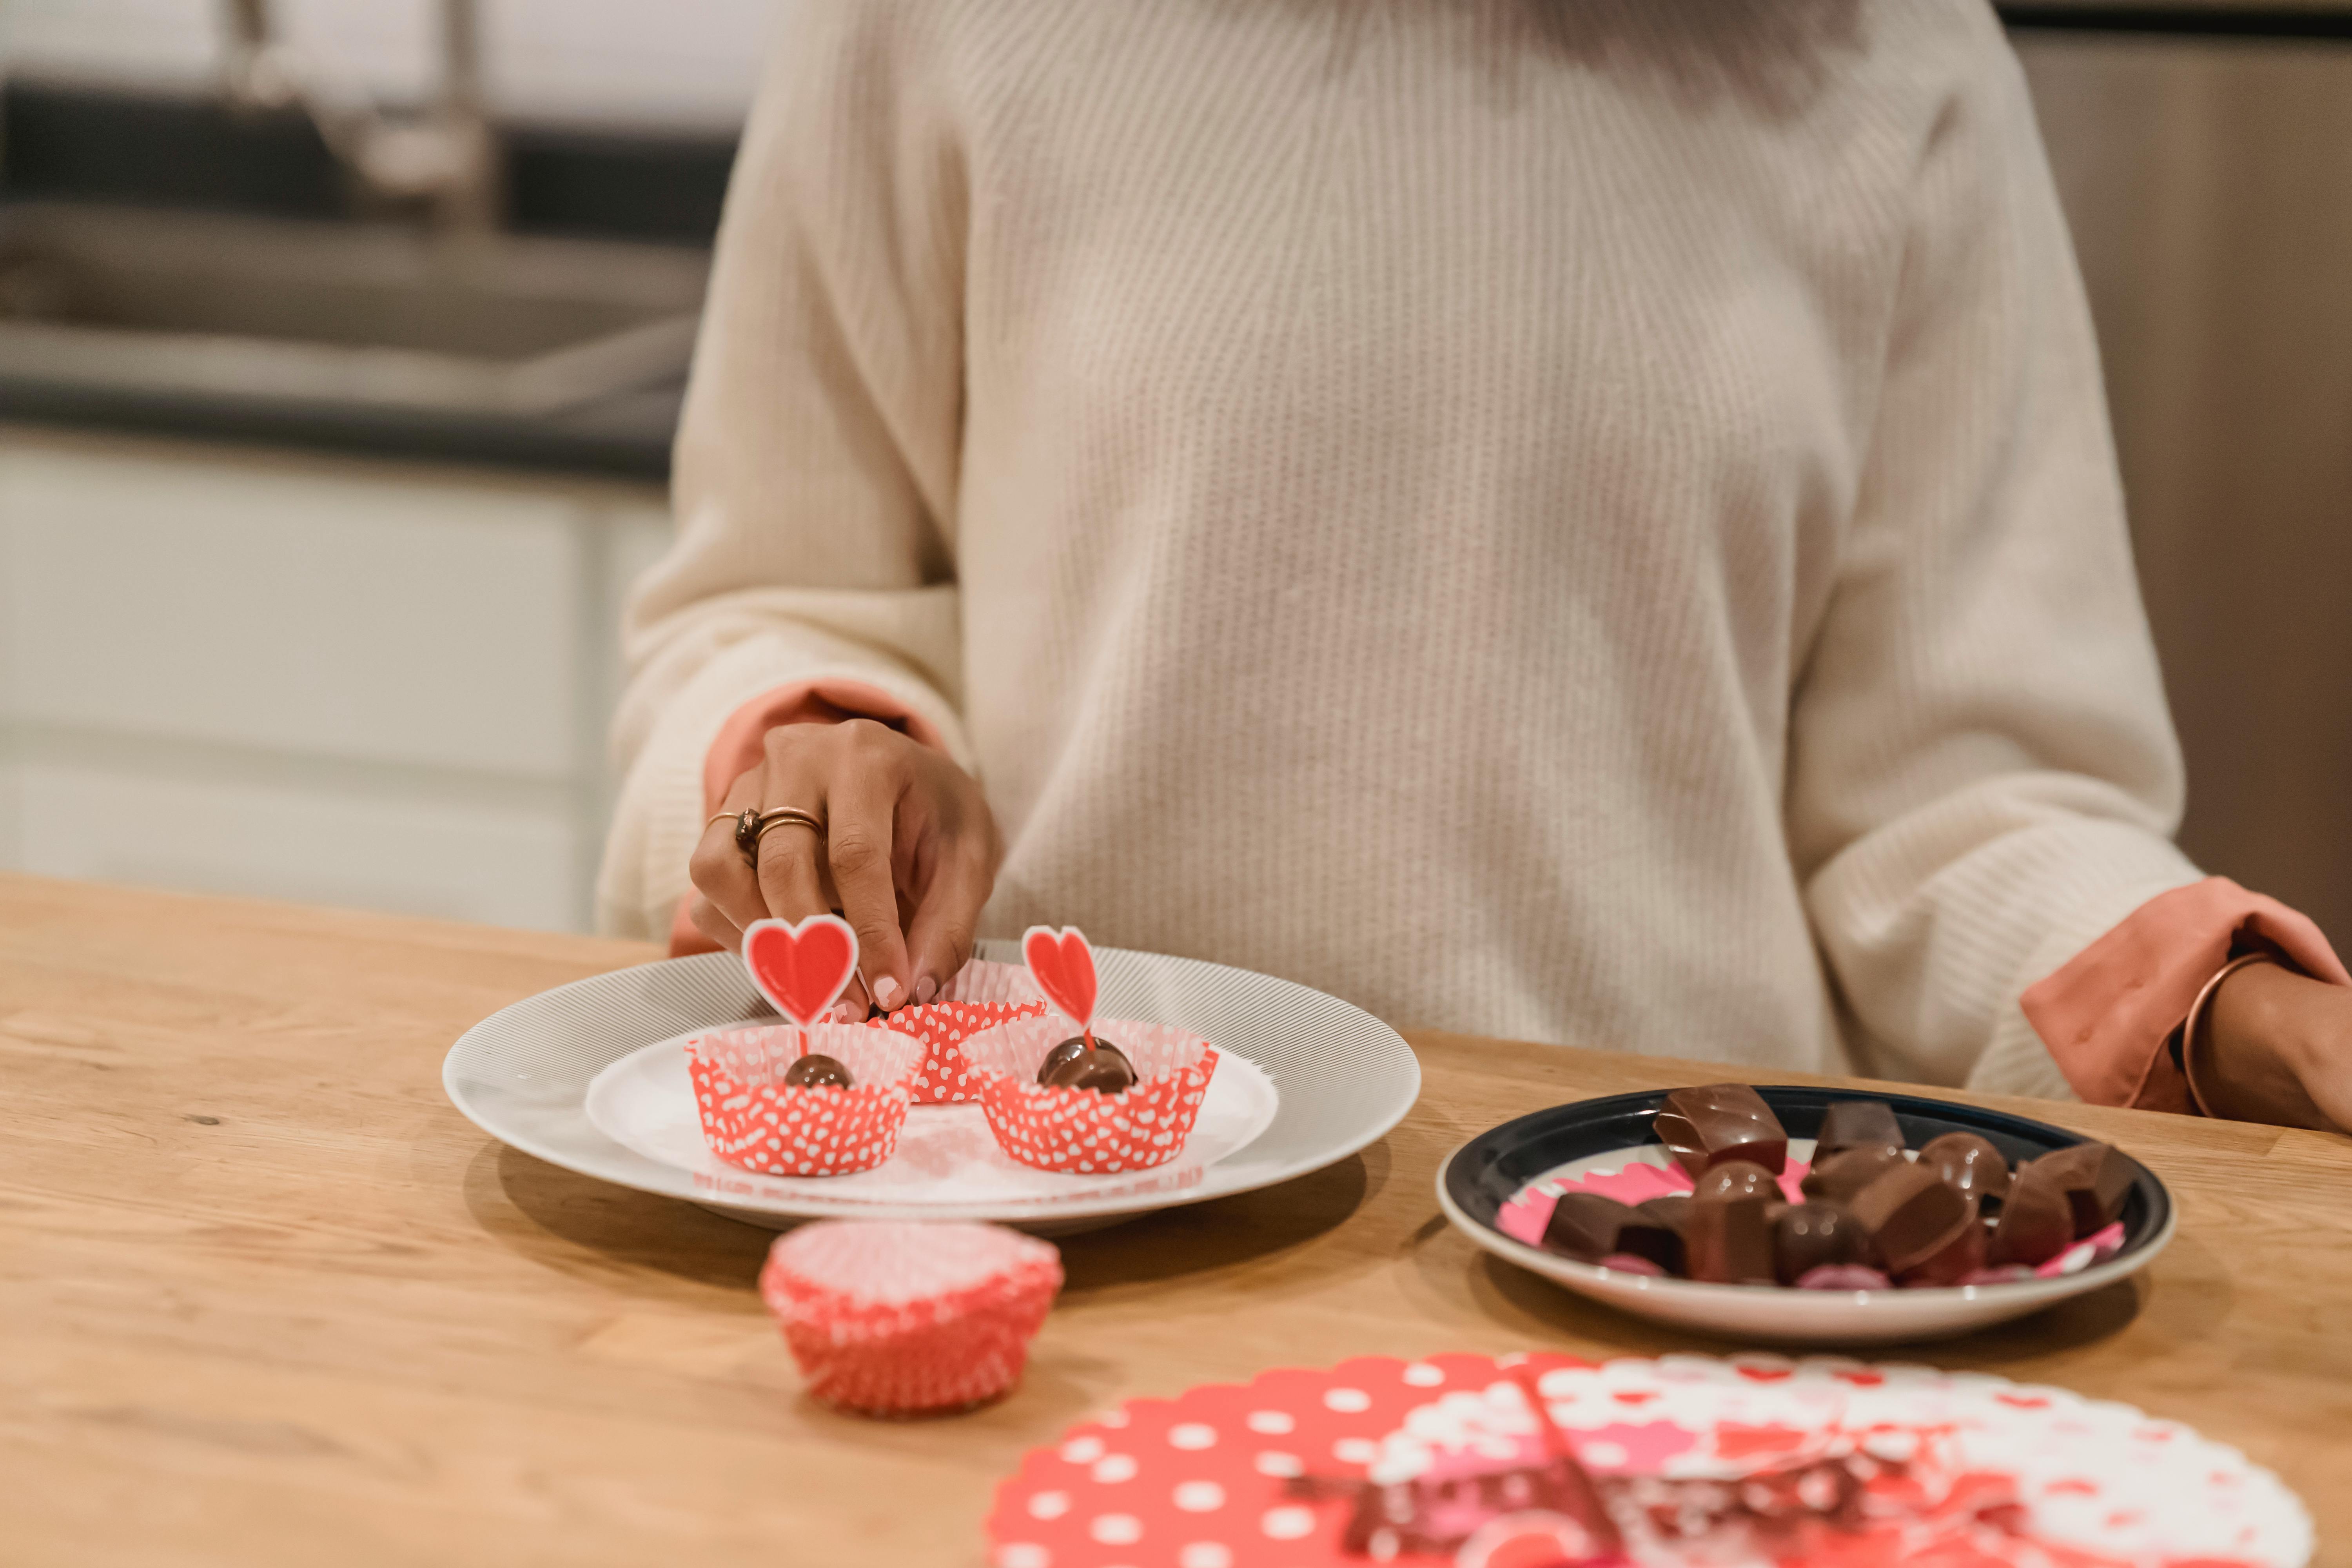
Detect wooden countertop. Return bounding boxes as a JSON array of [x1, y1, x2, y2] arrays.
[[5, 873, 2348, 1565]]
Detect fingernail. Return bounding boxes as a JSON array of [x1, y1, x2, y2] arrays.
[[873, 975, 903, 1010], [914, 975, 938, 1005], [831, 1000, 859, 1023]]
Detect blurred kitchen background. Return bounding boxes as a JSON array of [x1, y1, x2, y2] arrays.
[[0, 1, 2347, 940]]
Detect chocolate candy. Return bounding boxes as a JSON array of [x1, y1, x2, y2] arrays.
[[1919, 1132, 2013, 1204], [1847, 1161, 1972, 1275], [1813, 1100, 1906, 1163], [783, 1053, 855, 1090], [1635, 1194, 1691, 1233], [1989, 1169, 2074, 1267], [1773, 1201, 1869, 1285], [1037, 1037, 1136, 1094], [1692, 1160, 1781, 1204], [1541, 1194, 1684, 1274], [1541, 1194, 1636, 1262], [2029, 1141, 2135, 1237], [1800, 1145, 1904, 1205], [1895, 1196, 1986, 1286], [1654, 1084, 1787, 1178], [1684, 1196, 1777, 1284], [1037, 1035, 1130, 1082], [1615, 1206, 1686, 1275]]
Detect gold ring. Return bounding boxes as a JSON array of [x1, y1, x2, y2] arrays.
[[737, 806, 824, 866]]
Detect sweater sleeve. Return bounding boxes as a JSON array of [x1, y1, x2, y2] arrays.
[[1786, 18, 2206, 1098], [596, 0, 973, 941]]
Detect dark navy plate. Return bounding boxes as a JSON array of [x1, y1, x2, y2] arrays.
[[1436, 1085, 2173, 1345]]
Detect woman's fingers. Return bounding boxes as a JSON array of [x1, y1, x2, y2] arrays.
[[686, 893, 743, 953], [752, 797, 869, 1013], [823, 731, 915, 1011], [694, 719, 996, 1015], [686, 779, 768, 944], [751, 811, 830, 929], [904, 838, 993, 1004]]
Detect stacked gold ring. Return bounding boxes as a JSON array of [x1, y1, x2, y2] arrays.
[[743, 807, 824, 867]]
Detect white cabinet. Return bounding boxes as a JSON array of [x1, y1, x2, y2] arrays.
[[0, 426, 675, 931], [13, 759, 583, 930]]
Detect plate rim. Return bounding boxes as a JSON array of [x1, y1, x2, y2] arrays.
[[1434, 1084, 2178, 1322], [443, 944, 1423, 1224]]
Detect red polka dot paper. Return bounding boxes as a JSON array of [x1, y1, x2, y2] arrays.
[[963, 1015, 1220, 1175], [684, 1023, 921, 1177], [985, 1352, 2310, 1568], [870, 959, 1050, 1104], [760, 1220, 1062, 1416]]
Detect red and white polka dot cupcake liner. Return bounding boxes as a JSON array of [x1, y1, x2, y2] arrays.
[[684, 1022, 922, 1177], [760, 1220, 1063, 1416], [962, 1014, 1220, 1175], [868, 958, 1050, 1104]]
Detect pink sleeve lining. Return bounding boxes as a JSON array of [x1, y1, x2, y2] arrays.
[[667, 680, 953, 957], [2021, 876, 2351, 1112]]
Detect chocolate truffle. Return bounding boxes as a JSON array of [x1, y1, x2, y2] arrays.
[[1895, 1196, 1987, 1286], [1847, 1161, 1973, 1275], [1684, 1196, 1777, 1285], [1654, 1084, 1787, 1178], [1801, 1145, 1905, 1205], [1541, 1193, 1685, 1275], [2029, 1141, 2135, 1237], [1919, 1132, 2013, 1204], [1989, 1167, 2074, 1267], [1039, 1040, 1137, 1094], [783, 1053, 855, 1090], [1692, 1160, 1781, 1204], [1773, 1201, 1870, 1285], [1813, 1100, 1906, 1163], [1037, 1035, 1133, 1086]]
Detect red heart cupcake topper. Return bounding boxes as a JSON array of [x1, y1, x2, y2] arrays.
[[742, 915, 859, 1027], [1022, 926, 1098, 1035]]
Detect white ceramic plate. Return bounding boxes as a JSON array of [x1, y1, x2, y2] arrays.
[[445, 938, 1419, 1231], [1437, 1085, 2176, 1345]]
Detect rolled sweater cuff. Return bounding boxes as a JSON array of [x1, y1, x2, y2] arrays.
[[2020, 876, 2352, 1111], [667, 678, 953, 956]]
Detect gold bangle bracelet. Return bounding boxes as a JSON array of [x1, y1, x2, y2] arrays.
[[2178, 951, 2274, 1117]]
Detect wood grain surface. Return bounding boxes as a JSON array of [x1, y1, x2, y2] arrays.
[[4, 872, 2347, 1565]]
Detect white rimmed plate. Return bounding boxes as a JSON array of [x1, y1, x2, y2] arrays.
[[444, 939, 1419, 1231]]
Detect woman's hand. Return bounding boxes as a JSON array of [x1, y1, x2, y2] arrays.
[[686, 720, 1001, 1014], [2196, 960, 2352, 1132]]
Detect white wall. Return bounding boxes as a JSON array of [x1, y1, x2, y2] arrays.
[[3, 0, 771, 131]]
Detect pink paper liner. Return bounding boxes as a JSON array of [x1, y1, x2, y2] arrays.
[[868, 958, 1049, 1104], [684, 1022, 921, 1177], [760, 1221, 1063, 1416], [1496, 1160, 2132, 1289], [961, 1014, 1219, 1175]]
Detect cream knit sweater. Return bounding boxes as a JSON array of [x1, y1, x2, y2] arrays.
[[601, 0, 2205, 1096]]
